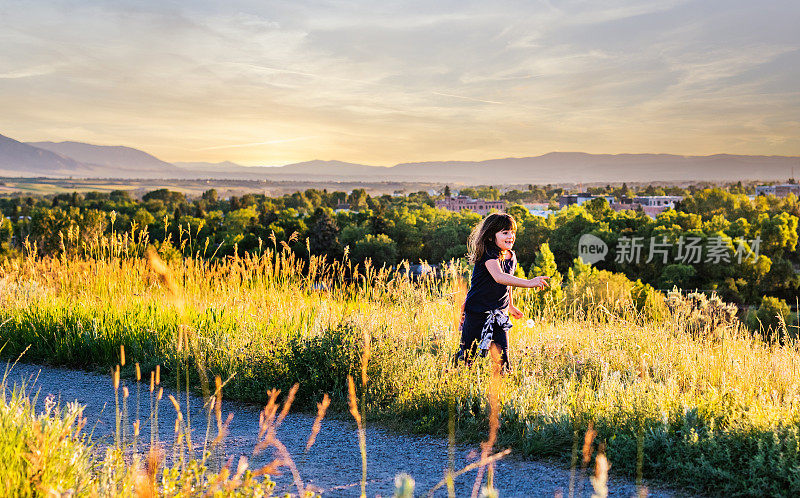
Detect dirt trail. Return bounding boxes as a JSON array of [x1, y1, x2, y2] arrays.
[[7, 362, 682, 497]]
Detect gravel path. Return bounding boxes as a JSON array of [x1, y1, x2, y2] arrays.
[[6, 362, 684, 497]]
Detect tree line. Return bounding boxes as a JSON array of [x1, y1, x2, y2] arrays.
[[2, 185, 798, 311]]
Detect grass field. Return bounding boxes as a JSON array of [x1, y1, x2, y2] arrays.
[[0, 371, 289, 496], [1, 246, 799, 496]]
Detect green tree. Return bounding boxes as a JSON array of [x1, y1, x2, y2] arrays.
[[351, 233, 398, 268], [310, 210, 341, 260], [0, 215, 14, 253], [657, 264, 697, 290], [143, 189, 185, 205], [584, 197, 613, 219], [28, 207, 73, 254], [527, 242, 564, 316], [748, 296, 791, 338], [347, 189, 369, 211]]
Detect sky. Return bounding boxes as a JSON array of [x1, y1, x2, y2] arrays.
[[1, 0, 798, 166]]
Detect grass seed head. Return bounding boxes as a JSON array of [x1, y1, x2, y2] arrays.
[[591, 445, 610, 498], [347, 375, 362, 426], [146, 246, 180, 299], [276, 383, 299, 427], [583, 422, 597, 466], [361, 330, 371, 388], [306, 393, 331, 452]]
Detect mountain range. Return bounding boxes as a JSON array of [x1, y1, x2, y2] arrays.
[[1, 132, 798, 184]]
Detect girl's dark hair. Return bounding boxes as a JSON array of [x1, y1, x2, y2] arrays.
[[467, 213, 517, 263]]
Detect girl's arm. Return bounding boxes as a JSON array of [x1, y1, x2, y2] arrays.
[[485, 259, 548, 288]]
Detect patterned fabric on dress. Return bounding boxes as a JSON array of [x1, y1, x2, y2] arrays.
[[478, 309, 512, 351]]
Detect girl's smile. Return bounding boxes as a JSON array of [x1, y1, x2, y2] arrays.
[[494, 229, 516, 251]]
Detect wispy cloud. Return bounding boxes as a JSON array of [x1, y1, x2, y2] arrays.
[[0, 0, 797, 164], [0, 64, 57, 79], [430, 92, 504, 105]]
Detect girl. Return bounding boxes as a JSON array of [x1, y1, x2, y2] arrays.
[[456, 213, 549, 370]]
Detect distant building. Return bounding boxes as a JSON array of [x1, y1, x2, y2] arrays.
[[524, 203, 552, 218], [557, 193, 615, 209], [612, 195, 682, 218], [633, 195, 683, 207], [756, 184, 800, 198], [334, 202, 351, 213], [435, 196, 506, 215]]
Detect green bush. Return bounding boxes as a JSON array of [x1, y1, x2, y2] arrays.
[[351, 233, 398, 268], [564, 258, 667, 321], [747, 296, 791, 338]]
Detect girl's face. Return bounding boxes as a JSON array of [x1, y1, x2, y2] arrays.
[[494, 228, 516, 252]]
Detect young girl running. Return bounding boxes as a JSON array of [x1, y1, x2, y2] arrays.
[[456, 213, 549, 370]]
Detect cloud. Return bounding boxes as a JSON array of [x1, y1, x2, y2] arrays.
[[0, 0, 798, 164], [0, 65, 56, 79], [430, 92, 504, 105]]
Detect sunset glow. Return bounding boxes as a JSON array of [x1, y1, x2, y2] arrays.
[[1, 0, 798, 166]]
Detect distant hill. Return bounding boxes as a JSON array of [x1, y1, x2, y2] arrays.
[[29, 141, 182, 175], [1, 132, 798, 183], [0, 134, 94, 176], [261, 153, 799, 183], [173, 159, 381, 178]]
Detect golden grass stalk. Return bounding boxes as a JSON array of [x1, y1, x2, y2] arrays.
[[425, 449, 512, 497], [252, 458, 283, 477], [472, 345, 502, 498], [361, 330, 371, 388], [305, 393, 331, 452], [214, 376, 223, 435], [275, 383, 299, 428], [249, 383, 305, 497], [135, 362, 141, 452], [590, 449, 610, 498], [583, 421, 596, 466], [348, 375, 367, 498], [168, 394, 183, 421], [257, 389, 281, 443], [122, 385, 129, 447], [146, 246, 180, 300], [114, 364, 121, 449]]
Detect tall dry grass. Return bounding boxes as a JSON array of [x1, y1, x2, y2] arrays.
[[1, 245, 799, 495]]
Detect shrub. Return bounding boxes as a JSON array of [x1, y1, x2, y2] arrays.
[[747, 296, 791, 338], [564, 258, 666, 321], [666, 289, 739, 336]]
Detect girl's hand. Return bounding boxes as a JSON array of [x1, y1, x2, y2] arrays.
[[528, 275, 550, 289], [508, 304, 524, 320]]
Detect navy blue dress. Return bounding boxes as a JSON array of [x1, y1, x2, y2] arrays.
[[458, 247, 516, 369]]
